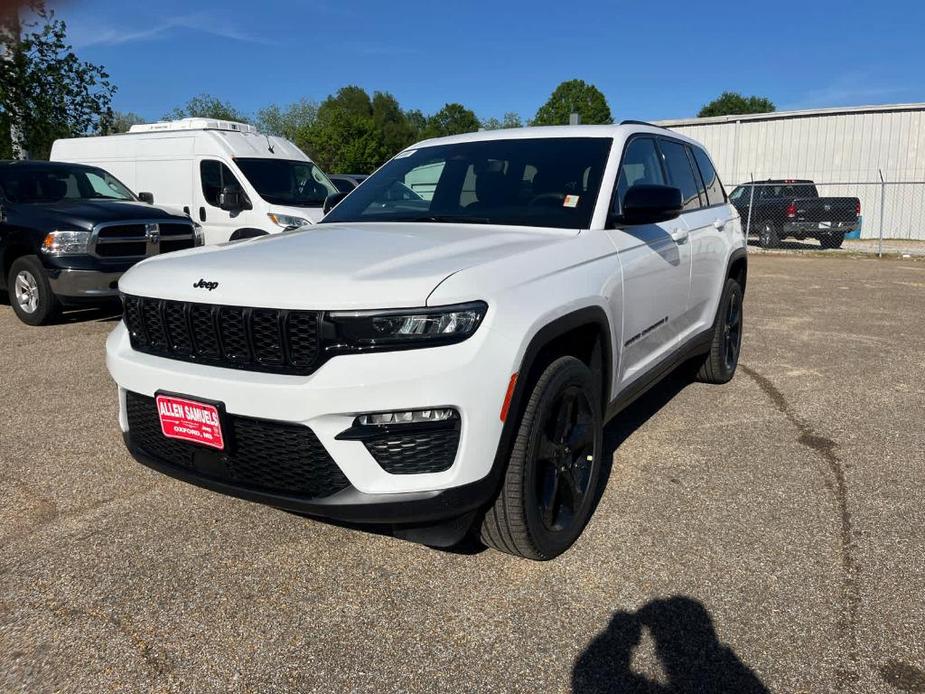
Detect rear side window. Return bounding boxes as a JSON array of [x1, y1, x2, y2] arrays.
[[692, 147, 724, 206], [616, 137, 665, 210], [200, 160, 243, 207], [658, 140, 702, 211]]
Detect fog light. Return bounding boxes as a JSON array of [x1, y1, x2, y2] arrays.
[[358, 409, 457, 426]]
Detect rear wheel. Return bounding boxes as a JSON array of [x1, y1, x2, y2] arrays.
[[820, 233, 844, 249], [8, 255, 59, 326], [695, 278, 743, 384], [758, 223, 780, 249], [480, 356, 603, 560]]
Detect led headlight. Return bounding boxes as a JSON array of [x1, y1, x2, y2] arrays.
[[41, 230, 92, 256], [267, 212, 310, 229], [328, 301, 487, 349]]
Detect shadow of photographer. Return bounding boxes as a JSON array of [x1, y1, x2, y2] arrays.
[[573, 596, 768, 694]]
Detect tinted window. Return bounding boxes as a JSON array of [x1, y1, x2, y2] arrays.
[[615, 138, 665, 211], [331, 177, 356, 193], [659, 140, 702, 211], [692, 147, 724, 205], [200, 160, 243, 207], [322, 137, 612, 230], [0, 165, 134, 203], [235, 158, 337, 207], [761, 183, 817, 199]]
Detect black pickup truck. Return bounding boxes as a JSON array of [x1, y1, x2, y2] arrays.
[[0, 160, 201, 325], [729, 179, 860, 249]]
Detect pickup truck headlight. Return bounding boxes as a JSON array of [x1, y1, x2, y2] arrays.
[[192, 221, 205, 246], [267, 213, 310, 229], [328, 301, 487, 349], [41, 230, 92, 256]]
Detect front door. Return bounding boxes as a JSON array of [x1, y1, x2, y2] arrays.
[[195, 159, 250, 244]]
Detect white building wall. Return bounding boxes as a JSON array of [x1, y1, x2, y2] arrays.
[[657, 104, 925, 240]]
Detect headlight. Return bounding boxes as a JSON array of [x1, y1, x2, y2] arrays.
[[41, 230, 91, 256], [328, 301, 487, 349], [192, 221, 205, 246], [267, 213, 310, 229]]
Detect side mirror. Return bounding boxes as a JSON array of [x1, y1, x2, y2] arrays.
[[138, 191, 154, 204], [613, 184, 683, 226], [219, 185, 244, 211], [323, 191, 349, 214]]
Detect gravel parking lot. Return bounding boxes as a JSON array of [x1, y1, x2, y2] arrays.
[[1, 253, 923, 693]]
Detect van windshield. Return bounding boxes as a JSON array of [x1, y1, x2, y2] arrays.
[[0, 165, 136, 204], [235, 158, 338, 207], [320, 137, 612, 229]]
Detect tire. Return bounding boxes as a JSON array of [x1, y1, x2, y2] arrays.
[[480, 356, 604, 560], [758, 223, 780, 249], [695, 278, 743, 384], [7, 255, 60, 326], [820, 233, 844, 249]]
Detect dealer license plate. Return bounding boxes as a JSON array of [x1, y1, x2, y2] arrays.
[[156, 394, 225, 450]]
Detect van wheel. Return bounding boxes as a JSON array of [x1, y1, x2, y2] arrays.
[[8, 256, 60, 326], [695, 278, 743, 384], [480, 356, 603, 560], [820, 233, 844, 249], [758, 223, 780, 248]]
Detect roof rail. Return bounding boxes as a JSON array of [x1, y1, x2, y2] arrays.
[[620, 119, 672, 130]]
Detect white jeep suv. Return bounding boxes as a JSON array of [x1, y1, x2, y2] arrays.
[[106, 123, 746, 560]]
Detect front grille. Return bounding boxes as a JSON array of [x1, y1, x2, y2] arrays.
[[125, 392, 350, 498], [123, 295, 322, 375], [364, 427, 460, 475], [93, 221, 195, 258]]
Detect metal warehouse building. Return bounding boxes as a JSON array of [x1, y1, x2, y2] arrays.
[[657, 103, 925, 240]]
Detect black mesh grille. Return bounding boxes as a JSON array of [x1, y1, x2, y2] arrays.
[[125, 392, 350, 498], [364, 426, 460, 475], [94, 222, 195, 258], [123, 295, 323, 375]]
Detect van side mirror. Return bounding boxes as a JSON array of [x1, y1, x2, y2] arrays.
[[138, 191, 154, 204], [323, 191, 349, 214], [219, 185, 245, 211], [612, 184, 683, 226]]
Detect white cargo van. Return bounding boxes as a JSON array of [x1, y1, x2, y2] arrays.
[[51, 118, 338, 244]]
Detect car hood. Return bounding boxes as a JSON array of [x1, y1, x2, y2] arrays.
[[14, 199, 190, 230], [119, 221, 574, 309]]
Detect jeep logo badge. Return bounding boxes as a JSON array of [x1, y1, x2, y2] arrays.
[[193, 279, 219, 291]]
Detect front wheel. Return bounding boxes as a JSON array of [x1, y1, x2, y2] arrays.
[[480, 356, 603, 560], [695, 278, 744, 384], [8, 255, 60, 326]]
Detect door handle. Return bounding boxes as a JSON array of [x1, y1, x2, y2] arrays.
[[670, 227, 689, 243], [199, 207, 206, 222], [713, 218, 726, 230]]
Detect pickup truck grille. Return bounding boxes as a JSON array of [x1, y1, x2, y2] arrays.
[[122, 295, 322, 375], [93, 220, 195, 259]]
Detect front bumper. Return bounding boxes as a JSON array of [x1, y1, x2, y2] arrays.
[[47, 268, 123, 299], [106, 315, 515, 516]]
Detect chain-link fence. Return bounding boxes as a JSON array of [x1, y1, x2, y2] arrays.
[[727, 178, 925, 255]]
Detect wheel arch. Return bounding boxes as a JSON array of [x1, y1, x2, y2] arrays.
[[726, 247, 748, 294], [0, 241, 37, 288], [229, 228, 269, 241]]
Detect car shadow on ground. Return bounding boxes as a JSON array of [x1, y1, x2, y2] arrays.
[[56, 303, 123, 324], [572, 595, 769, 693]]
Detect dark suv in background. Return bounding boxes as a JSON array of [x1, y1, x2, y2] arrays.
[[0, 161, 201, 325]]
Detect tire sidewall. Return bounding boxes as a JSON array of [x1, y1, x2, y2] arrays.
[[715, 279, 743, 380], [8, 256, 57, 326], [520, 358, 603, 559]]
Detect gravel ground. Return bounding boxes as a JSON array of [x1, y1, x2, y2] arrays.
[[748, 238, 925, 257], [1, 254, 923, 693]]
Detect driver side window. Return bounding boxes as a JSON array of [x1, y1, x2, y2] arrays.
[[616, 138, 666, 211], [200, 160, 243, 208]]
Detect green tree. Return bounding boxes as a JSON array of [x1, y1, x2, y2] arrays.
[[1, 1, 116, 159], [698, 91, 775, 118], [533, 80, 612, 126], [164, 93, 249, 122], [103, 110, 144, 134], [404, 108, 427, 140], [423, 103, 480, 139], [481, 112, 524, 130], [255, 98, 317, 141]]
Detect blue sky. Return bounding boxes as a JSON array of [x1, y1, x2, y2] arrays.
[[55, 0, 925, 123]]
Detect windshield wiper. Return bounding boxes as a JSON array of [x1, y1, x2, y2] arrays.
[[386, 214, 492, 224]]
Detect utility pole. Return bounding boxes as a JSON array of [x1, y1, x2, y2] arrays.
[[1, 4, 29, 159]]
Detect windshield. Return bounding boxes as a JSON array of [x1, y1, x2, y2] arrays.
[[321, 137, 613, 229], [235, 158, 338, 207], [0, 165, 135, 204]]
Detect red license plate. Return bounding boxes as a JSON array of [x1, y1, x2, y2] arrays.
[[156, 394, 225, 450]]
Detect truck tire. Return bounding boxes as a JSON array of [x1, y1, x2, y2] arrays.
[[758, 223, 780, 249], [820, 233, 844, 249], [480, 356, 603, 560], [695, 278, 743, 384], [7, 255, 60, 326]]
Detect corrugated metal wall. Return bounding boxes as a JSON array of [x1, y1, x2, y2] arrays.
[[659, 106, 925, 240]]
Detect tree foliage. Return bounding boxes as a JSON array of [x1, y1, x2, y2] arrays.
[[164, 93, 249, 122], [0, 1, 116, 159], [103, 110, 144, 134], [422, 103, 480, 139], [481, 112, 524, 130], [255, 98, 317, 141], [698, 91, 775, 118], [533, 80, 612, 126]]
